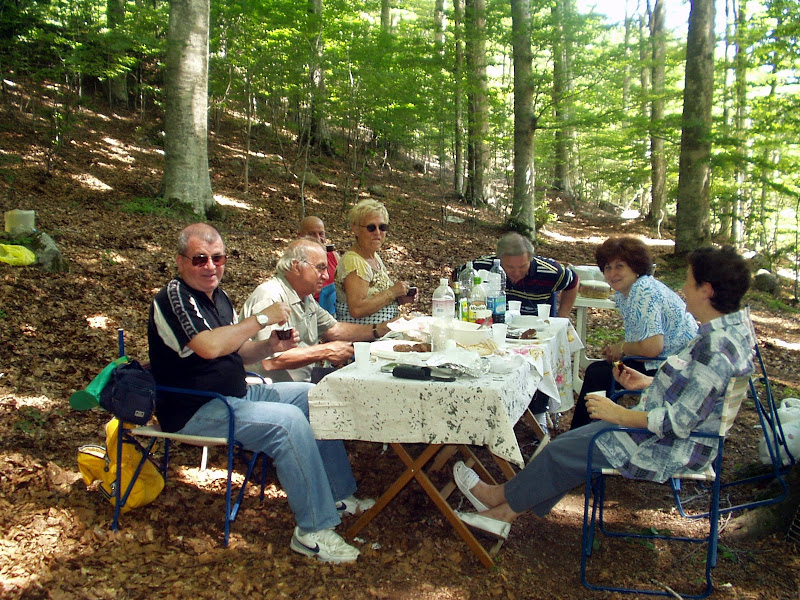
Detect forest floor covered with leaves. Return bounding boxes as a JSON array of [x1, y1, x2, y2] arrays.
[[1, 83, 799, 599]]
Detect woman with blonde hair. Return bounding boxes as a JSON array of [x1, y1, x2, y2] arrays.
[[334, 199, 417, 325]]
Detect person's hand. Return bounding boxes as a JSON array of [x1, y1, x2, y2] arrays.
[[270, 328, 299, 352], [613, 363, 652, 391], [603, 342, 624, 362], [260, 302, 291, 327], [389, 281, 409, 300], [324, 341, 355, 367], [585, 394, 622, 422]]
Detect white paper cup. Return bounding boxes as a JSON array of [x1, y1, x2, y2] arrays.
[[491, 323, 508, 346], [586, 390, 606, 399], [353, 342, 371, 369], [508, 300, 522, 312], [537, 304, 551, 318]]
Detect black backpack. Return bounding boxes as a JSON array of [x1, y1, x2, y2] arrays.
[[99, 360, 157, 425]]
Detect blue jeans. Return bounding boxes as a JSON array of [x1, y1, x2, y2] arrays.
[[176, 382, 357, 532]]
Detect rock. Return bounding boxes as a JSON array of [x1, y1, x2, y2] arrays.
[[32, 231, 68, 272], [301, 171, 320, 187], [753, 269, 779, 295]]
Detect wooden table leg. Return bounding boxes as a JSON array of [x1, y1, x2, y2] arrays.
[[346, 442, 497, 569]]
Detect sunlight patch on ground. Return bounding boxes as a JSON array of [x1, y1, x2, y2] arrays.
[[100, 137, 135, 164], [769, 338, 800, 351], [70, 172, 113, 191], [777, 267, 798, 282], [13, 395, 51, 410], [542, 228, 675, 248], [86, 315, 110, 329], [216, 142, 246, 158], [214, 194, 252, 210], [750, 313, 798, 330]]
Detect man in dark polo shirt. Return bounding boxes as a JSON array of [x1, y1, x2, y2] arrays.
[[148, 223, 372, 563], [456, 232, 579, 318]]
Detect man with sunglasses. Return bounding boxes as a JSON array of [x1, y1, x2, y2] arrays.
[[148, 223, 372, 563], [241, 238, 393, 384]]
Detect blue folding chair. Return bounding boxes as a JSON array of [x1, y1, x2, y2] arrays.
[[110, 329, 269, 547], [581, 376, 751, 598]]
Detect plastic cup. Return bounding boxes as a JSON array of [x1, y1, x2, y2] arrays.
[[508, 300, 521, 312], [353, 342, 371, 370], [537, 304, 551, 318], [491, 323, 508, 347]]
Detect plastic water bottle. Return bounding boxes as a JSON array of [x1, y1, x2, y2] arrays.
[[490, 258, 507, 324], [468, 276, 488, 324], [458, 262, 476, 319], [432, 278, 455, 352], [432, 278, 456, 320]]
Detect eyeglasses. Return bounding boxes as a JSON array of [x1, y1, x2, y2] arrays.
[[182, 254, 227, 267], [302, 260, 329, 274], [361, 223, 389, 232]]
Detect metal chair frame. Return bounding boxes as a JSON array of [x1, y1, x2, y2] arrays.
[[581, 376, 750, 598], [109, 329, 268, 546]]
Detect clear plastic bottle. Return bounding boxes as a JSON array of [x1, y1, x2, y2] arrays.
[[432, 278, 455, 352], [490, 258, 507, 324], [458, 261, 477, 321], [468, 276, 488, 323], [432, 278, 456, 320]]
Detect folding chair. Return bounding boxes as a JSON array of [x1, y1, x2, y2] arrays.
[[581, 376, 751, 599], [671, 344, 795, 518], [110, 329, 269, 547]]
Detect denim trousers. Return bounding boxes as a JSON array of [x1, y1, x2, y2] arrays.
[[176, 381, 357, 532]]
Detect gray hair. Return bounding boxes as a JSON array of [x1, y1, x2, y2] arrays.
[[276, 238, 325, 274], [347, 199, 389, 228], [178, 223, 223, 254], [496, 232, 534, 258]]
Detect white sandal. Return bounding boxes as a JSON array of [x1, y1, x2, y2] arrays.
[[453, 461, 489, 512]]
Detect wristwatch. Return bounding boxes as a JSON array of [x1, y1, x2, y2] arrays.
[[255, 313, 270, 327]]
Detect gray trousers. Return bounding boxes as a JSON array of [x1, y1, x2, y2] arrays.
[[505, 420, 614, 517]]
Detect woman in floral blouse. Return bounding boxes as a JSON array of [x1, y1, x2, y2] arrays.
[[570, 236, 698, 429], [334, 199, 417, 325], [453, 246, 755, 540]]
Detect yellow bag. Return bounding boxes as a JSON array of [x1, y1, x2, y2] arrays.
[[77, 418, 165, 512], [0, 244, 36, 266]]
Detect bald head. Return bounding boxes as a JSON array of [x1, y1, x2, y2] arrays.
[[298, 216, 326, 244]]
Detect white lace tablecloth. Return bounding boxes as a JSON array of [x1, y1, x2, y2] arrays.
[[308, 318, 582, 467]]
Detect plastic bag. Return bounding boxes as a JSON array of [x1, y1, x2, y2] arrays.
[[0, 244, 36, 266], [758, 398, 800, 466]]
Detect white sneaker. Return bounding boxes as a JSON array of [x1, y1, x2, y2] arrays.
[[290, 527, 360, 563], [336, 495, 376, 516]]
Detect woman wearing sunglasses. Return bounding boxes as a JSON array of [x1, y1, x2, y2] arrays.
[[334, 199, 417, 325]]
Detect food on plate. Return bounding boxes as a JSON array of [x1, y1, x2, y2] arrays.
[[520, 328, 537, 340], [457, 339, 499, 356], [394, 342, 432, 353]]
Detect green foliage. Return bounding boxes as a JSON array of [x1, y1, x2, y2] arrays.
[[0, 308, 8, 319], [587, 325, 624, 348], [15, 406, 46, 435], [120, 197, 196, 219]]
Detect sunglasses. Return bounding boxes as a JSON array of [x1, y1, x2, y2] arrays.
[[182, 253, 227, 267], [361, 223, 389, 232]]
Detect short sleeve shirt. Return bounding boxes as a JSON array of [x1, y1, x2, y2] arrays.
[[148, 278, 247, 432], [240, 273, 337, 382], [465, 254, 577, 315], [615, 276, 699, 370], [334, 251, 398, 324]]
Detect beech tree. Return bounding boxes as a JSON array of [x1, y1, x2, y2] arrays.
[[162, 0, 215, 215], [675, 0, 716, 254]]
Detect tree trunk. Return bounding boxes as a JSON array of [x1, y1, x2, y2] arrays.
[[510, 0, 536, 237], [465, 0, 489, 205], [648, 0, 666, 225], [162, 0, 214, 216], [453, 0, 465, 197], [552, 0, 575, 197], [731, 0, 748, 245], [107, 0, 128, 107], [675, 0, 715, 255], [306, 0, 333, 155]]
